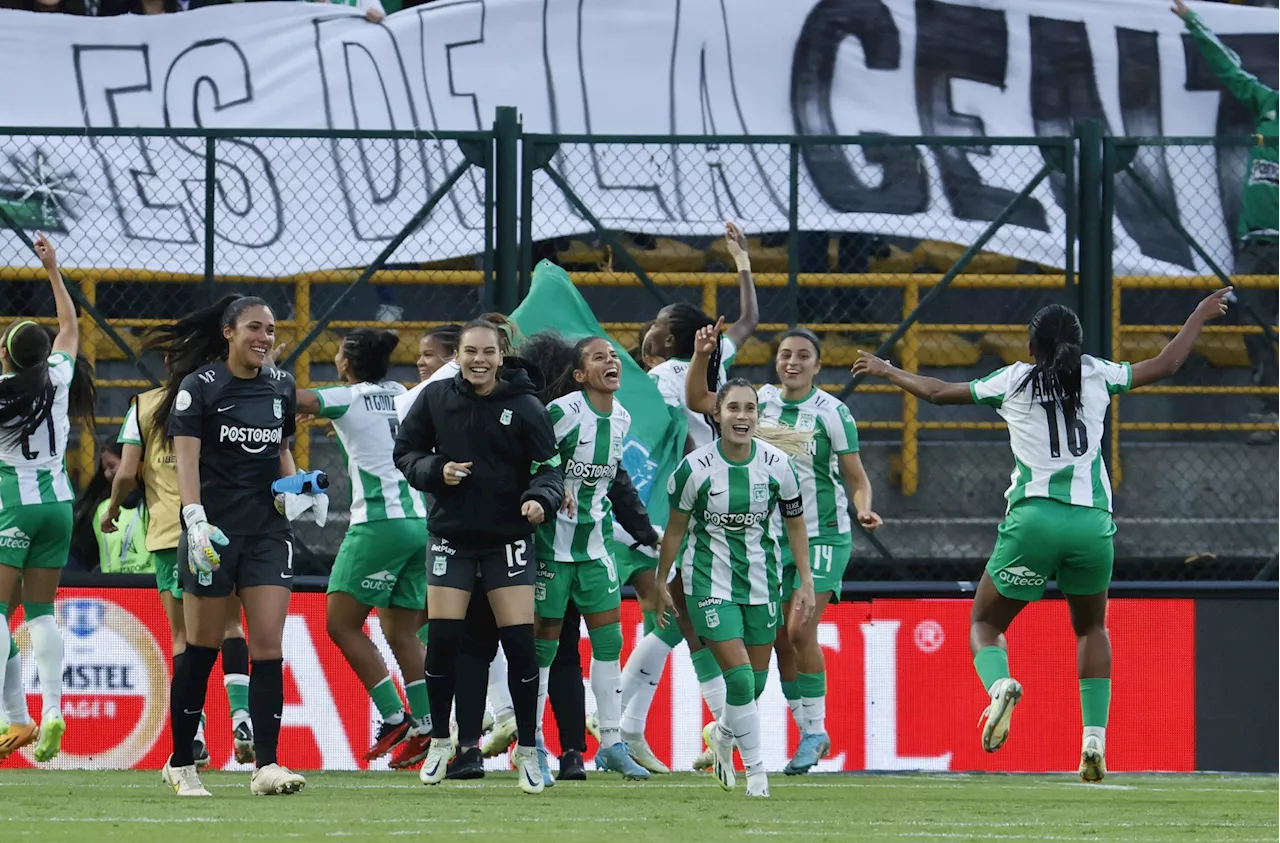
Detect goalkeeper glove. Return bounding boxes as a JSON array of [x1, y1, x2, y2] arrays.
[[182, 503, 229, 577]]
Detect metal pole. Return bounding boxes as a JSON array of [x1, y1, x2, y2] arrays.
[[494, 106, 519, 312], [787, 142, 800, 328], [203, 135, 217, 306]]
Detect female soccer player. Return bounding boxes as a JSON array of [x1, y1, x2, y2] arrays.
[[0, 234, 96, 764], [159, 294, 307, 797], [295, 329, 432, 765], [619, 221, 760, 773], [395, 324, 463, 422], [394, 318, 564, 794], [520, 332, 655, 781], [852, 288, 1233, 782], [688, 325, 881, 775], [654, 379, 814, 798], [107, 347, 254, 768]]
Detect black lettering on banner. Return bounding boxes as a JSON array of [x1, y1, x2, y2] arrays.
[[915, 0, 1047, 231], [1029, 18, 1191, 268], [162, 39, 283, 248], [73, 45, 197, 244], [1183, 32, 1279, 246], [790, 0, 928, 214]]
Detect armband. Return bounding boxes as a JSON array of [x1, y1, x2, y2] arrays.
[[780, 497, 803, 520]]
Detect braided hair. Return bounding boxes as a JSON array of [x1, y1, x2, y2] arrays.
[[1016, 304, 1084, 419], [341, 328, 400, 383]]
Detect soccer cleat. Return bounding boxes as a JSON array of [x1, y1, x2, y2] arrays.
[[445, 746, 485, 780], [1079, 736, 1107, 783], [364, 717, 411, 761], [784, 731, 831, 776], [250, 763, 306, 795], [692, 721, 716, 772], [745, 772, 770, 798], [0, 722, 38, 761], [978, 678, 1023, 753], [621, 731, 671, 774], [595, 742, 651, 781], [192, 738, 211, 768], [512, 745, 545, 795], [556, 749, 586, 782], [708, 722, 736, 791], [480, 716, 518, 758], [536, 737, 555, 789], [162, 757, 212, 797], [391, 723, 431, 770], [418, 738, 455, 785], [481, 710, 495, 734], [233, 720, 256, 765], [585, 713, 602, 744], [32, 714, 64, 763]]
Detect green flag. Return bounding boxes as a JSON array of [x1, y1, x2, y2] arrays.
[[511, 260, 686, 568]]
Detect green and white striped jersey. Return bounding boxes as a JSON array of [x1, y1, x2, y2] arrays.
[[669, 440, 802, 604], [969, 356, 1132, 513], [758, 385, 859, 541], [315, 381, 427, 524], [0, 351, 75, 508], [649, 336, 738, 451], [536, 392, 629, 562]]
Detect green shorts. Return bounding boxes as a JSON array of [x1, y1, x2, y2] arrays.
[[153, 548, 182, 599], [0, 502, 72, 570], [614, 539, 658, 586], [781, 536, 852, 604], [689, 595, 780, 646], [986, 498, 1116, 602], [535, 555, 622, 619], [328, 520, 428, 610]]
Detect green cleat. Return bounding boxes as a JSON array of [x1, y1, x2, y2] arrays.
[[33, 715, 65, 763]]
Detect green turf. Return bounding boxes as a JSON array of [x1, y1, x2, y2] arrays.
[[0, 770, 1275, 842]]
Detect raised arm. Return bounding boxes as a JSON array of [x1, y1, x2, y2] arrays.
[[1130, 287, 1232, 389], [1174, 0, 1274, 118], [684, 318, 723, 416], [33, 233, 77, 359], [851, 350, 975, 405], [722, 222, 759, 349]]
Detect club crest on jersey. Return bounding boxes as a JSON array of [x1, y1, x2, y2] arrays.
[[500, 409, 513, 425], [751, 484, 768, 503], [611, 437, 623, 459], [795, 412, 816, 432], [273, 397, 283, 419]]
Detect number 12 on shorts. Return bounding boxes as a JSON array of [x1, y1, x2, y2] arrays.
[[506, 540, 528, 569]]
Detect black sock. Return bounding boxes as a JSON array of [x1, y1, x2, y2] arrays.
[[221, 636, 249, 677], [170, 645, 218, 767], [498, 624, 538, 748], [249, 658, 283, 768], [549, 610, 587, 753], [425, 618, 465, 740], [454, 651, 488, 747]]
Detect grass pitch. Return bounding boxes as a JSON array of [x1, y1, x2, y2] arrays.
[[0, 770, 1275, 842]]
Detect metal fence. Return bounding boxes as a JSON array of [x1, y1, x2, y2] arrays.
[[0, 114, 1274, 580]]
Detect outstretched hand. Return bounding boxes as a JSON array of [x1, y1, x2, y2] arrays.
[[1194, 286, 1232, 322], [693, 317, 725, 357], [851, 349, 892, 379], [1171, 0, 1190, 19], [33, 232, 58, 272]]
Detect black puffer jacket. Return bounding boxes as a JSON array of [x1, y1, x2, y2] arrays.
[[394, 358, 564, 549]]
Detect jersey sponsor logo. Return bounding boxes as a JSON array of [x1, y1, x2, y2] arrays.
[[696, 596, 723, 609], [564, 458, 617, 486], [266, 367, 286, 381], [430, 540, 455, 556], [500, 409, 513, 425], [174, 390, 193, 412], [197, 371, 216, 385], [0, 526, 31, 549], [702, 509, 769, 529], [360, 570, 397, 592], [536, 567, 556, 580], [997, 565, 1047, 588], [218, 424, 284, 454], [273, 397, 283, 419]]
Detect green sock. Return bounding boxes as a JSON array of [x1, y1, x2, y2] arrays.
[[752, 669, 769, 700], [973, 646, 1010, 693], [780, 680, 801, 702], [225, 679, 249, 718], [642, 610, 657, 636], [416, 624, 429, 648], [405, 679, 430, 722], [689, 648, 722, 683], [535, 637, 559, 669], [797, 671, 826, 698], [369, 676, 405, 720], [1079, 678, 1111, 728]]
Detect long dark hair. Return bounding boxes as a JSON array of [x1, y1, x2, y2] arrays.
[[1016, 304, 1084, 418], [518, 331, 578, 405], [144, 294, 271, 435], [71, 439, 127, 569], [422, 324, 462, 358], [664, 303, 720, 395], [0, 321, 96, 447], [342, 328, 399, 383]]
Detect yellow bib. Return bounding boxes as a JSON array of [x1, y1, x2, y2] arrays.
[[134, 388, 182, 551]]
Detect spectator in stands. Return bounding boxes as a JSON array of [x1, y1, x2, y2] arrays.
[[1175, 0, 1278, 442], [303, 0, 390, 23], [70, 441, 152, 574]]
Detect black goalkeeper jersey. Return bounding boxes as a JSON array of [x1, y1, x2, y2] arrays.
[[168, 361, 297, 536]]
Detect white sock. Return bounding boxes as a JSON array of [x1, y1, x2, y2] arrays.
[[536, 666, 550, 733], [195, 713, 207, 742], [787, 697, 803, 732], [800, 694, 826, 735], [489, 650, 515, 723], [224, 673, 250, 720], [1083, 726, 1106, 750], [700, 674, 727, 722], [620, 634, 671, 734], [723, 700, 763, 774], [0, 621, 13, 723], [26, 615, 62, 718], [4, 651, 29, 725], [590, 657, 623, 747]]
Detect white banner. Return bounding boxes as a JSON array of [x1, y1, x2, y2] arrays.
[[0, 0, 1274, 276]]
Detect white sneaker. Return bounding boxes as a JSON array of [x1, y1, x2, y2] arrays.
[[708, 722, 736, 791], [419, 737, 455, 785], [250, 763, 306, 796], [512, 745, 545, 794], [162, 757, 212, 797], [979, 677, 1023, 753], [481, 716, 518, 758], [1079, 735, 1107, 783], [692, 721, 715, 772], [745, 772, 770, 798], [621, 731, 671, 774]]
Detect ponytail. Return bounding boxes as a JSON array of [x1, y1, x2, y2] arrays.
[[1017, 304, 1084, 419], [0, 321, 55, 447], [342, 328, 399, 383]]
